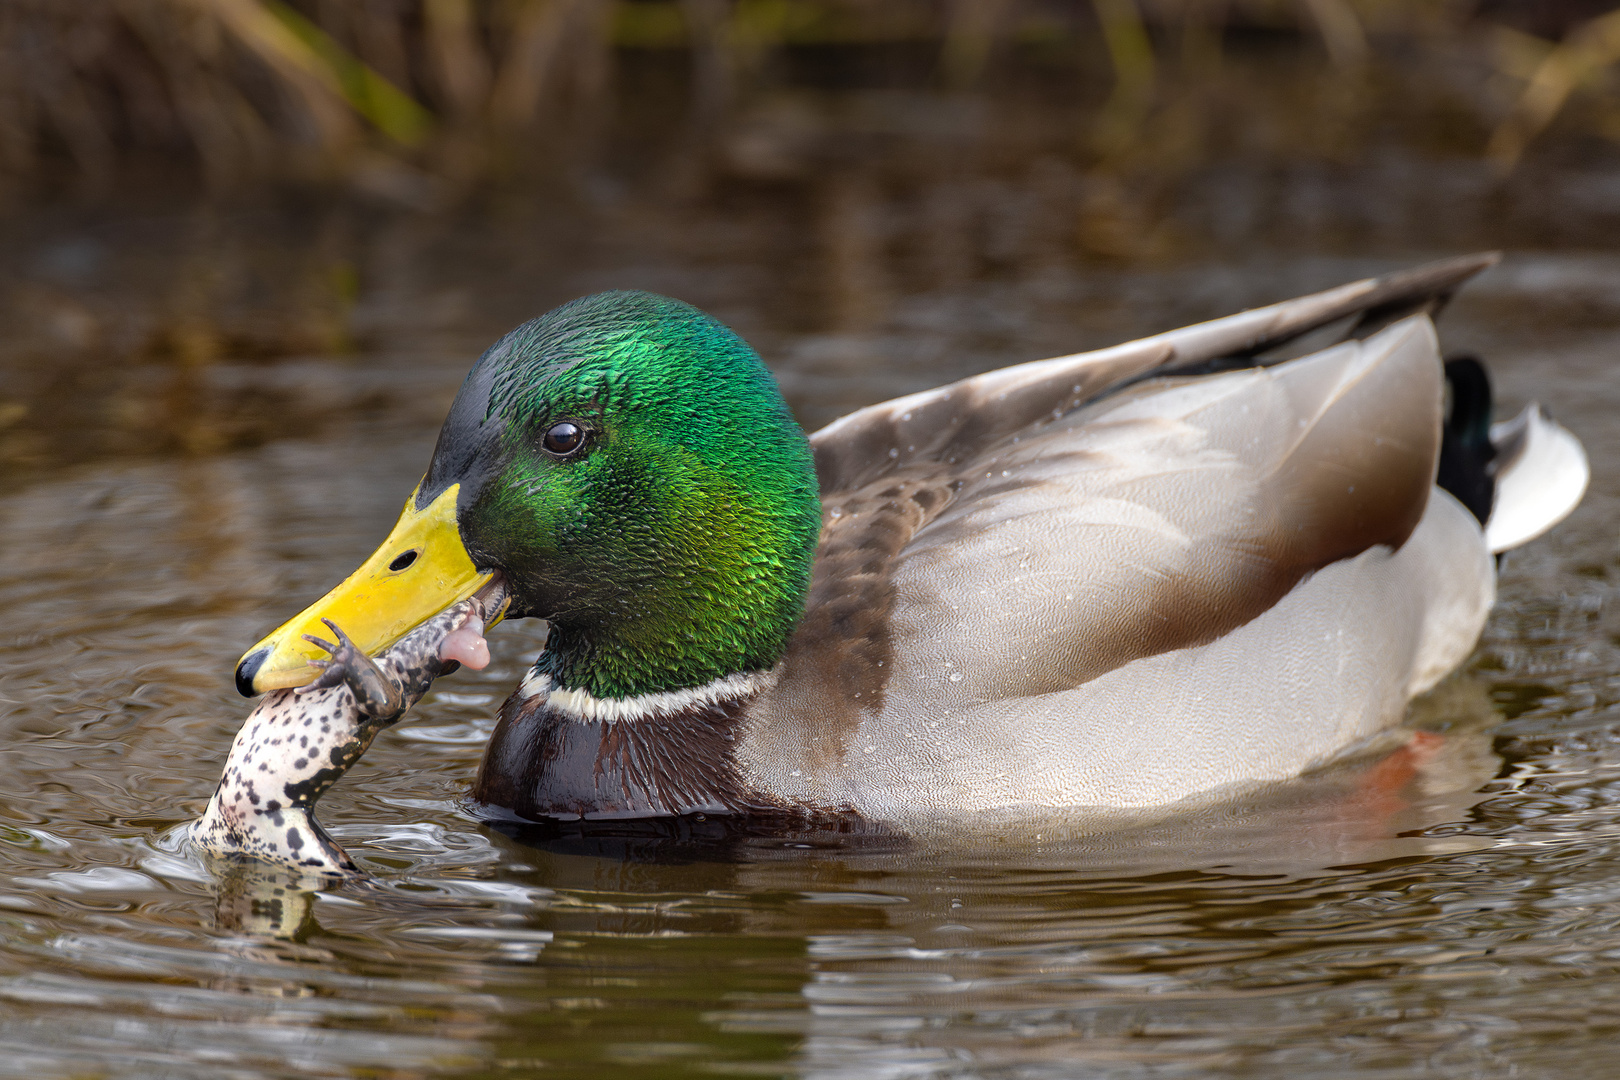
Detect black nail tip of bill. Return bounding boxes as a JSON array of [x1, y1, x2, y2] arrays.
[[234, 647, 269, 698]]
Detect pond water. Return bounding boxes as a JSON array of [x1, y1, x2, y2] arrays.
[[6, 147, 1620, 1076]]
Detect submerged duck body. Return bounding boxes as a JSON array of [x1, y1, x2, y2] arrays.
[[233, 253, 1587, 829]]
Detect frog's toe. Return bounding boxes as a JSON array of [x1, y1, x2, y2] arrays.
[[295, 657, 345, 694], [319, 618, 362, 652], [297, 625, 361, 694], [300, 631, 338, 654]]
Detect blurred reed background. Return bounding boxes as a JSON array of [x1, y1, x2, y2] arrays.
[[7, 1, 1620, 193], [6, 0, 1620, 472]]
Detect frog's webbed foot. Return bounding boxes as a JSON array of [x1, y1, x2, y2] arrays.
[[298, 619, 405, 722]]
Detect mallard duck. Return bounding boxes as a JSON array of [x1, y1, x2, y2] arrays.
[[229, 253, 1586, 823]]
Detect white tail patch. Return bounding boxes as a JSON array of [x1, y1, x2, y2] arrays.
[[1485, 403, 1589, 554]]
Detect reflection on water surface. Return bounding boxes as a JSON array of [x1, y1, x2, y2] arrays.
[[5, 84, 1620, 1080]]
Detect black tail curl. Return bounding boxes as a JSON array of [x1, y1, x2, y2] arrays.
[[1437, 355, 1496, 526]]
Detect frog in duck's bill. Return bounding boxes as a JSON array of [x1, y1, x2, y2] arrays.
[[196, 580, 509, 874]]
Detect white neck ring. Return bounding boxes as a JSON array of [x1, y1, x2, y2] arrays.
[[518, 668, 776, 723]]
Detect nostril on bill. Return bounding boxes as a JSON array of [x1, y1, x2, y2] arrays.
[[234, 646, 269, 698], [388, 549, 420, 572]]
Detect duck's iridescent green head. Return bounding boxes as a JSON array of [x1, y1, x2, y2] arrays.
[[236, 291, 821, 700]]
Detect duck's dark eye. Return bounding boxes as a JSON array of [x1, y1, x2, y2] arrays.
[[388, 549, 419, 572], [542, 420, 586, 457]]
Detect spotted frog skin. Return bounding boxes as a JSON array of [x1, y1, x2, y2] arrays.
[[195, 581, 508, 874]]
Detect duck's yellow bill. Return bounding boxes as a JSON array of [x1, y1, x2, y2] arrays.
[[234, 483, 493, 696]]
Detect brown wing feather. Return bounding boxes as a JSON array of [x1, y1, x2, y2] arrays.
[[757, 316, 1446, 768], [766, 469, 957, 769]]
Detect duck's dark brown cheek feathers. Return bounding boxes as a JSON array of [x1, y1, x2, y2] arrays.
[[471, 692, 780, 821]]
